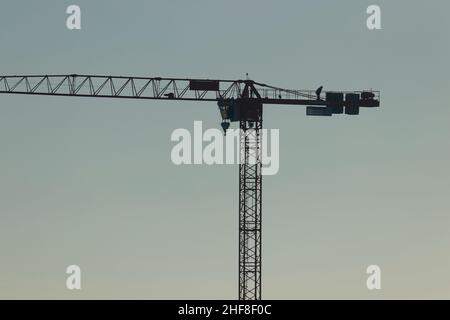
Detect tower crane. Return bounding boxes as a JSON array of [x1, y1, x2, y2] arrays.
[[0, 74, 380, 300]]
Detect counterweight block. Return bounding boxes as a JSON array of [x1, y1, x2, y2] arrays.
[[326, 92, 344, 114]]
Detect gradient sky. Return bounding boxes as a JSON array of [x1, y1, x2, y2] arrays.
[[0, 0, 449, 299]]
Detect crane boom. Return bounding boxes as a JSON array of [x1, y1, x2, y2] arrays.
[[0, 74, 379, 108], [0, 73, 380, 300]]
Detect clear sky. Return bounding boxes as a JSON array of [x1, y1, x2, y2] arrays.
[[0, 0, 449, 299]]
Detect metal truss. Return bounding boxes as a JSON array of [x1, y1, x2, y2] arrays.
[[239, 118, 263, 300], [0, 74, 379, 106]]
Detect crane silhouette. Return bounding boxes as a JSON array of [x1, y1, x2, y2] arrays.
[[0, 74, 380, 300]]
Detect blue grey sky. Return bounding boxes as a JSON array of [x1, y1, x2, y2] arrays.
[[0, 0, 449, 299]]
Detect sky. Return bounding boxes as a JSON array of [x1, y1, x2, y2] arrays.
[[0, 0, 449, 299]]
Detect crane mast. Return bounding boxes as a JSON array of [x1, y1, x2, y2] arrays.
[[238, 83, 263, 300], [0, 74, 380, 300]]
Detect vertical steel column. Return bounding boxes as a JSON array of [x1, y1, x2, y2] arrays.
[[238, 118, 262, 300]]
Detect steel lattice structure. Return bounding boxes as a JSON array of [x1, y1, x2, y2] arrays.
[[239, 119, 263, 300], [0, 74, 380, 300], [0, 74, 379, 106]]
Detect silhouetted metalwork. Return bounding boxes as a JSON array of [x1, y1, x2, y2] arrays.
[[0, 74, 380, 300], [237, 83, 263, 300], [239, 118, 262, 300], [0, 75, 379, 108]]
